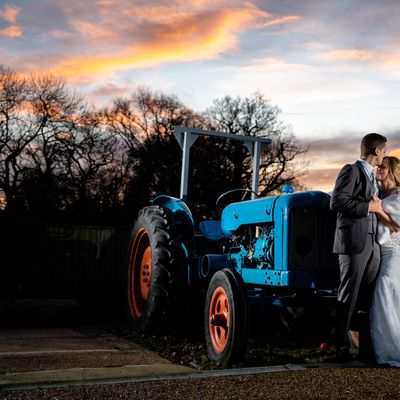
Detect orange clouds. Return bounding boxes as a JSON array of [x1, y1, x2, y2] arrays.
[[301, 167, 339, 192], [389, 148, 400, 159], [0, 25, 22, 37], [0, 0, 302, 83], [0, 4, 19, 23], [0, 4, 22, 38], [375, 51, 400, 70], [263, 15, 300, 27], [52, 5, 271, 79], [324, 47, 400, 74], [326, 49, 373, 62]]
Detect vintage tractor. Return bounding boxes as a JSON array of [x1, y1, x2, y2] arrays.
[[127, 126, 338, 365]]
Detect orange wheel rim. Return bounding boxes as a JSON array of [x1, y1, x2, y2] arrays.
[[128, 228, 152, 318], [209, 287, 230, 353]]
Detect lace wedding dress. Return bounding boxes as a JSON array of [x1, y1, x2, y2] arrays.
[[370, 192, 400, 367]]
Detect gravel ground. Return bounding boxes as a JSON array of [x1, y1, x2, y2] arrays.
[[1, 301, 400, 399], [113, 326, 338, 370], [1, 368, 399, 399], [111, 304, 339, 370]]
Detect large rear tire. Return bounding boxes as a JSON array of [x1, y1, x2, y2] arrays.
[[127, 205, 186, 331], [204, 269, 248, 365]]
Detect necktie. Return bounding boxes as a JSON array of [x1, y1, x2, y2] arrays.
[[371, 171, 379, 196]]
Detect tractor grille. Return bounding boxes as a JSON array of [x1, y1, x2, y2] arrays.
[[289, 207, 318, 269]]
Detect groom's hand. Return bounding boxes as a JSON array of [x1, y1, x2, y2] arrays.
[[368, 196, 382, 213]]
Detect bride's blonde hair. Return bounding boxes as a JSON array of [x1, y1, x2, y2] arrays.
[[384, 156, 400, 187]]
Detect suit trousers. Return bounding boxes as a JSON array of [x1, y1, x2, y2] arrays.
[[336, 233, 380, 357]]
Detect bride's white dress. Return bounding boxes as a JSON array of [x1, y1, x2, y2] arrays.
[[370, 194, 400, 367]]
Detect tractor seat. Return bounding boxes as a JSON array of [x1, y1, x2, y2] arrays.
[[198, 220, 226, 241]]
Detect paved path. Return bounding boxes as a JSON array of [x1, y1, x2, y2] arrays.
[[0, 326, 193, 391], [0, 324, 376, 393]]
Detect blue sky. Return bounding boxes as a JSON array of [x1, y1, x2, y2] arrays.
[[1, 0, 400, 191]]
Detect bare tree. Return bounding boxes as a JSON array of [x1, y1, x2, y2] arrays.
[[0, 66, 119, 219], [1, 65, 308, 222], [26, 73, 84, 175], [106, 87, 207, 211], [0, 66, 48, 212], [61, 110, 118, 211], [17, 74, 87, 214], [204, 92, 308, 195]]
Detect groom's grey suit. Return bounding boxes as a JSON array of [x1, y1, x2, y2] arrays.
[[330, 160, 380, 359]]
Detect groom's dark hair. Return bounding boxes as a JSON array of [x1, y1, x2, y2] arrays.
[[361, 133, 387, 157]]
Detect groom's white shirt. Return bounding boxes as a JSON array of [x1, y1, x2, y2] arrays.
[[357, 158, 374, 178]]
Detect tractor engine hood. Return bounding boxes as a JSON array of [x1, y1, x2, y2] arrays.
[[220, 191, 330, 237]]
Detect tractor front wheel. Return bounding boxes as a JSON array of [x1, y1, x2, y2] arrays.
[[204, 269, 248, 365]]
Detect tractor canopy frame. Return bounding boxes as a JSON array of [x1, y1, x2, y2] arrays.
[[173, 126, 272, 203]]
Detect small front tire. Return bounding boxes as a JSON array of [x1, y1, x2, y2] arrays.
[[204, 269, 248, 365]]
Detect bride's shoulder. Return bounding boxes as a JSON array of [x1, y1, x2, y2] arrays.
[[390, 188, 400, 197], [382, 190, 400, 208]]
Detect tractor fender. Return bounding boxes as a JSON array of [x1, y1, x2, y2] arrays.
[[152, 195, 194, 255], [152, 195, 194, 224]]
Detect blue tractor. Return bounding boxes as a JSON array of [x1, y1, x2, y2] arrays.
[[127, 126, 338, 365]]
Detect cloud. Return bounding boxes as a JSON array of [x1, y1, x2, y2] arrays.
[[85, 82, 132, 105], [49, 4, 271, 79], [386, 130, 400, 156], [213, 57, 382, 105], [262, 15, 300, 27], [0, 4, 20, 23], [301, 134, 359, 191], [326, 49, 373, 62], [0, 4, 22, 37], [0, 25, 23, 37], [0, 0, 301, 80], [301, 167, 340, 192], [304, 135, 360, 166], [300, 130, 400, 190], [375, 50, 400, 72], [322, 46, 400, 77], [303, 132, 400, 166]]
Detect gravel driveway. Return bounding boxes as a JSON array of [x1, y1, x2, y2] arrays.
[[1, 367, 399, 399]]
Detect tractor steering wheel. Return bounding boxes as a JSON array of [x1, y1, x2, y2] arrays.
[[215, 188, 259, 209]]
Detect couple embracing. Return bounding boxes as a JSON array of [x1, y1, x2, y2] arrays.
[[331, 133, 400, 366]]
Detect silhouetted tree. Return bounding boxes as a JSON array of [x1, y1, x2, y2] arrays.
[[21, 73, 85, 216], [0, 66, 119, 221], [0, 65, 33, 213], [105, 87, 207, 215], [1, 65, 308, 223], [204, 92, 308, 196], [60, 110, 118, 220]]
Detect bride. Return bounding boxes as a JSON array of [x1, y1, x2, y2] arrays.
[[371, 155, 400, 367]]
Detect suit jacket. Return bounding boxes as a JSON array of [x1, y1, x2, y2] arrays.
[[330, 160, 376, 254]]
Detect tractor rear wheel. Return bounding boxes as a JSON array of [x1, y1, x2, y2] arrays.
[[204, 269, 248, 365], [127, 206, 186, 331]]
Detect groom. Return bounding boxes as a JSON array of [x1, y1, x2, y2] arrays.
[[330, 133, 387, 361]]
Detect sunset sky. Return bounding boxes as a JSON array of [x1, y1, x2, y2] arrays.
[[1, 0, 400, 191]]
